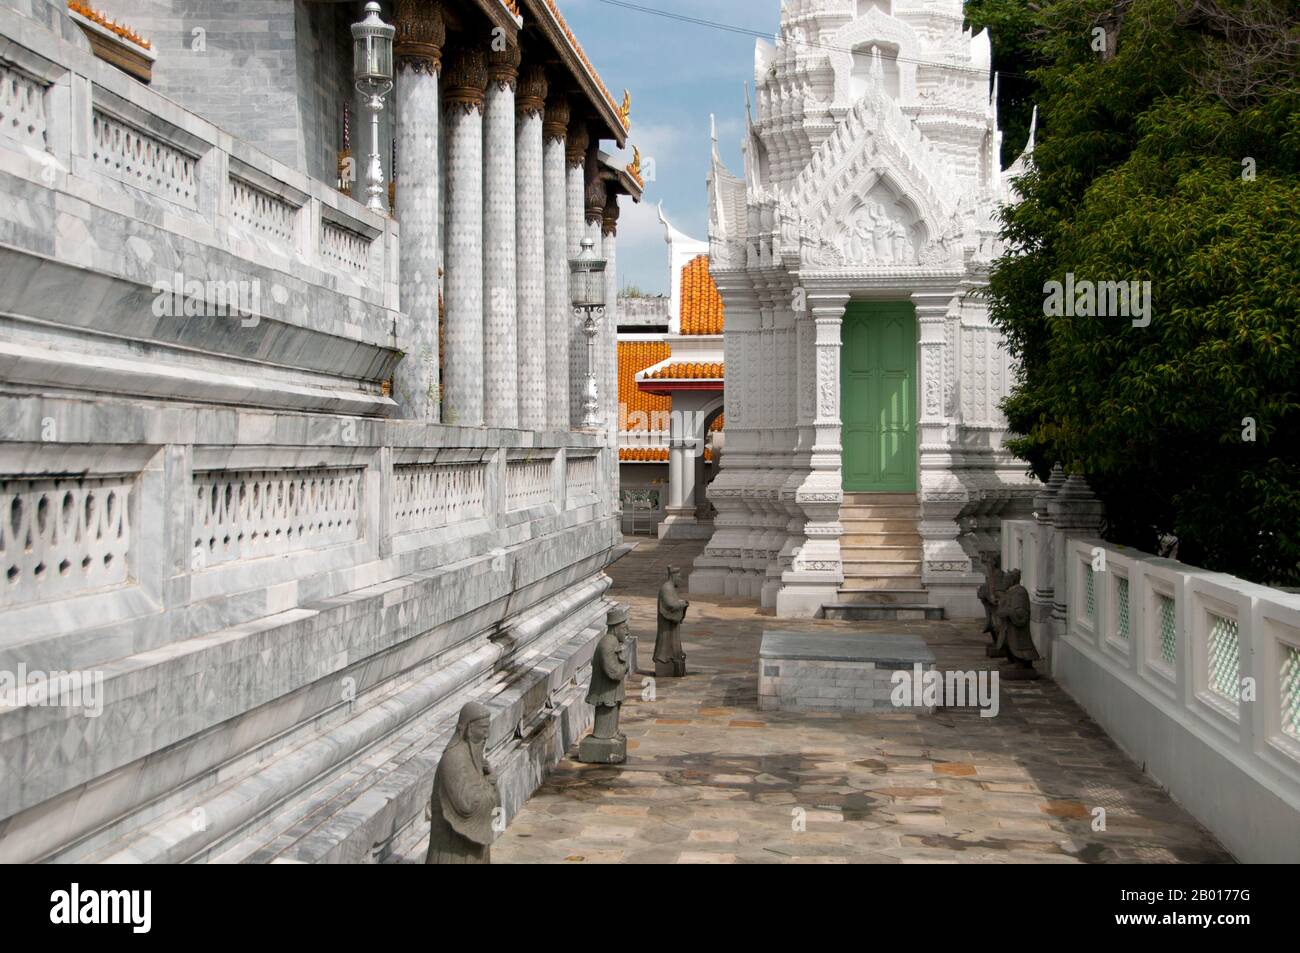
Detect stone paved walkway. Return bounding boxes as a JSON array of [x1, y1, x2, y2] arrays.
[[501, 539, 1232, 863]]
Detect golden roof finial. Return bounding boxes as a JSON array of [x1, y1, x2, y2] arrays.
[[626, 146, 643, 187], [618, 90, 631, 131]]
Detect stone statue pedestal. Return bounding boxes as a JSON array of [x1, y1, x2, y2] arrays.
[[578, 733, 627, 764], [1000, 662, 1040, 681], [654, 658, 686, 679]]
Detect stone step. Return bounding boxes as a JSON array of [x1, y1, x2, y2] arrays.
[[833, 587, 932, 605], [841, 532, 923, 547], [839, 518, 919, 534], [841, 493, 918, 504], [822, 603, 944, 621], [839, 575, 925, 591], [842, 559, 923, 576], [841, 544, 923, 561], [839, 505, 920, 520]]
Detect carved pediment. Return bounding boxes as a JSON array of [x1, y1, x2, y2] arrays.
[[829, 195, 917, 265], [798, 177, 928, 269]]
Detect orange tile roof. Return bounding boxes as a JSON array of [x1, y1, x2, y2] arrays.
[[709, 414, 724, 432], [619, 448, 669, 462], [68, 1, 151, 49], [617, 340, 671, 428], [540, 0, 629, 135], [500, 0, 521, 15], [645, 361, 724, 380], [680, 255, 724, 335]]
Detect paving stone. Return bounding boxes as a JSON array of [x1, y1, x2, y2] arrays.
[[485, 538, 1234, 865]]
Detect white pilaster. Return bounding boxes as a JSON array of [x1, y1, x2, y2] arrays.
[[777, 291, 848, 617], [913, 288, 973, 611], [691, 274, 758, 595]]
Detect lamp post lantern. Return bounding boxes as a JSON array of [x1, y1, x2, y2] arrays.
[[569, 237, 608, 430], [352, 2, 395, 214]]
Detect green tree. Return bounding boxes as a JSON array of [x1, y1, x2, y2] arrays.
[[985, 0, 1300, 584], [965, 0, 1049, 166]]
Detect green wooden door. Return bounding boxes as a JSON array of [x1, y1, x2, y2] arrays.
[[841, 301, 918, 492]]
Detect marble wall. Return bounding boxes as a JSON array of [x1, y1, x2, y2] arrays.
[[0, 0, 621, 863]]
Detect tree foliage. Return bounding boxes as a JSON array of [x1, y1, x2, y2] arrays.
[[981, 0, 1300, 584], [965, 0, 1049, 166]]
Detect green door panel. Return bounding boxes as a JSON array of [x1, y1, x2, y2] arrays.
[[840, 301, 918, 492]]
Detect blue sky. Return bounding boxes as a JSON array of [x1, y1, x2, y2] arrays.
[[560, 0, 774, 295]]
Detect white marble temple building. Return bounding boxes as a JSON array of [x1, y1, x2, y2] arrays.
[[0, 0, 639, 862], [691, 0, 1037, 619]]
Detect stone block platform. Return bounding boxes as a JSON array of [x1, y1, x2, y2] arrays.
[[758, 631, 936, 714]]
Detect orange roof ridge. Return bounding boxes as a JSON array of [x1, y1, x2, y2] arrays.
[[540, 0, 628, 135], [645, 361, 724, 380], [68, 1, 151, 49]]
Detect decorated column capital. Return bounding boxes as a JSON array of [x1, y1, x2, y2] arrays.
[[486, 42, 521, 91], [911, 289, 958, 320], [443, 47, 488, 113], [543, 92, 569, 142], [565, 119, 589, 168], [585, 172, 607, 227], [516, 63, 547, 119], [806, 291, 850, 324], [395, 0, 445, 74], [601, 193, 620, 237]]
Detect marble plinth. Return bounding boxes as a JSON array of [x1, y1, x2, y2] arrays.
[[578, 733, 626, 764], [757, 631, 936, 714]]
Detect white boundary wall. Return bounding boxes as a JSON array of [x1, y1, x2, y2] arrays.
[[1003, 519, 1300, 863]]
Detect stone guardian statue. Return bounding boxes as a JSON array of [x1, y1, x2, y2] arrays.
[[995, 570, 1040, 680], [654, 566, 689, 677], [977, 551, 1010, 658], [424, 701, 500, 864], [579, 604, 631, 763]]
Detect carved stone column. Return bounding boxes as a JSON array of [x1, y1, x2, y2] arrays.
[[691, 274, 758, 596], [777, 290, 847, 618], [777, 301, 817, 604], [601, 196, 621, 508], [766, 279, 798, 608], [392, 0, 444, 420], [565, 122, 590, 426], [752, 282, 781, 604], [441, 47, 488, 426], [482, 42, 520, 429], [912, 288, 971, 613], [514, 64, 547, 431], [1031, 464, 1067, 664], [1048, 472, 1106, 674], [542, 93, 571, 430]]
